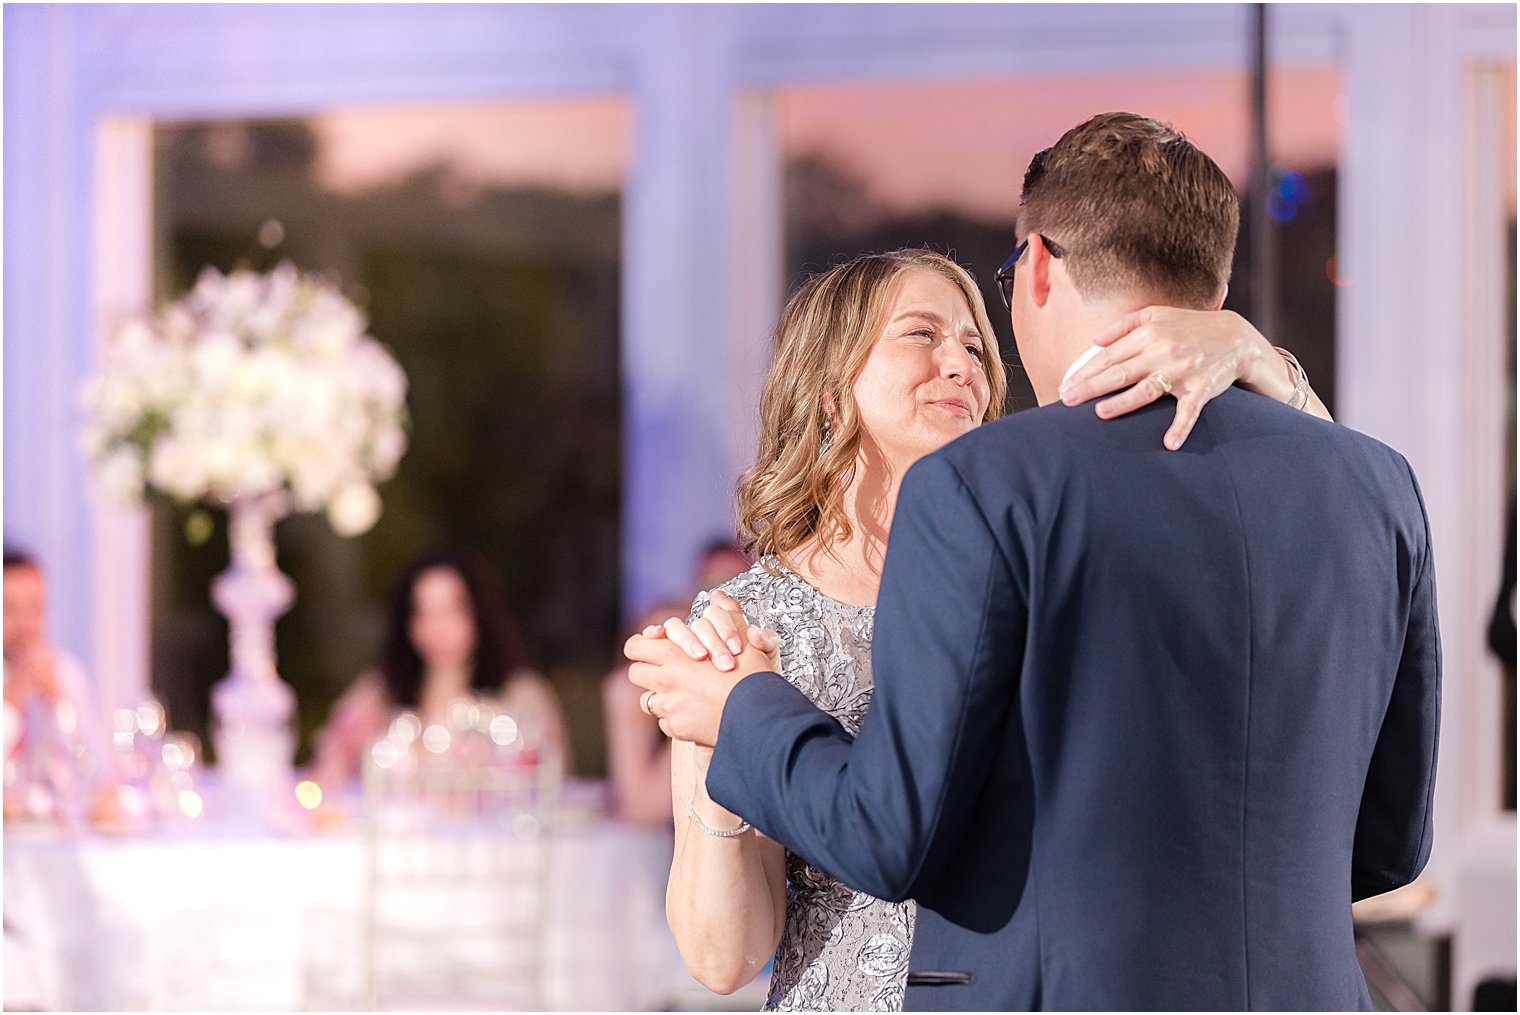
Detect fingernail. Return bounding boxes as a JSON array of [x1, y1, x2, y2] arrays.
[[1166, 437, 1180, 450], [727, 637, 743, 654], [686, 644, 707, 660], [715, 654, 734, 670]]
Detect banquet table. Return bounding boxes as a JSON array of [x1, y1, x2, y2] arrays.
[[3, 779, 694, 1012]]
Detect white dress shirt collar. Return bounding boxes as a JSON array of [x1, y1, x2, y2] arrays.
[[1061, 345, 1103, 388]]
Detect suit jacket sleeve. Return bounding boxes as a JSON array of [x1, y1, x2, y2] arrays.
[[706, 452, 1027, 902], [1351, 460, 1441, 902]]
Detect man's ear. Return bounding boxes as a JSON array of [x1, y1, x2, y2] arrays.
[[1211, 284, 1228, 312], [1028, 234, 1057, 309]]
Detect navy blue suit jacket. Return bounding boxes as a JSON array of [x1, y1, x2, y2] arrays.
[[707, 389, 1439, 1011]]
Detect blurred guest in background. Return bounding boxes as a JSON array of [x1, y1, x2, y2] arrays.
[[602, 601, 689, 827], [695, 539, 750, 596], [604, 543, 751, 826], [311, 547, 564, 787], [3, 549, 112, 821], [1490, 500, 1516, 809]]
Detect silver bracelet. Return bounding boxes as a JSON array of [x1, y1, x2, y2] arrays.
[[688, 801, 752, 838], [1274, 346, 1309, 410]]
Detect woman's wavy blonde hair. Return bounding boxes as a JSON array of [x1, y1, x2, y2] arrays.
[[736, 249, 1008, 566]]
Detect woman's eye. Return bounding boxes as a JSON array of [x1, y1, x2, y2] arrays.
[[965, 344, 984, 359]]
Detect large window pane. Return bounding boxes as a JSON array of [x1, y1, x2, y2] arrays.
[[150, 99, 627, 775], [780, 69, 1343, 413]]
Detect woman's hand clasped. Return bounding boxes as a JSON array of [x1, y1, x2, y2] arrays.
[[1058, 307, 1277, 451], [625, 591, 780, 747], [643, 592, 779, 674]]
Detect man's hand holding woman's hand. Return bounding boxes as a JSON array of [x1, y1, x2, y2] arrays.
[[624, 591, 779, 748]]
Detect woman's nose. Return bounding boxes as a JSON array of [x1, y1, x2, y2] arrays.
[[939, 339, 976, 383]]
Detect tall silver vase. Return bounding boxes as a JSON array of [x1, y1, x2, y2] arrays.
[[210, 492, 297, 826]]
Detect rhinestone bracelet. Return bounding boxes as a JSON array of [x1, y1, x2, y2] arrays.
[[1274, 346, 1309, 410], [689, 801, 752, 838]]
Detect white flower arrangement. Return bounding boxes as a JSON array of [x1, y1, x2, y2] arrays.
[[79, 263, 409, 537]]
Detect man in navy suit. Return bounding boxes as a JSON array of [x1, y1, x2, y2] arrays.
[[627, 112, 1439, 1010]]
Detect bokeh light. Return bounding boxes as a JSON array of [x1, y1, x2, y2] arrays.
[[371, 740, 400, 769], [488, 714, 519, 747], [294, 780, 323, 809], [178, 789, 204, 819], [422, 724, 451, 754], [389, 713, 422, 744]]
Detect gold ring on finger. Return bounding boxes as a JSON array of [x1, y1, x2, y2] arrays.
[[1151, 372, 1174, 394], [640, 690, 659, 717]]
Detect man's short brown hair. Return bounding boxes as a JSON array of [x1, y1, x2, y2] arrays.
[[1018, 112, 1240, 309]]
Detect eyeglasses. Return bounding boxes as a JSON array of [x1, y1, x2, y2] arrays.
[[994, 234, 1066, 310]]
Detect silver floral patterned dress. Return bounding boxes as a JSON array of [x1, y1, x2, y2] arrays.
[[691, 558, 915, 1012]]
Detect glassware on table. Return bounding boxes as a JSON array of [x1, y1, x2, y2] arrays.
[[98, 699, 203, 830]]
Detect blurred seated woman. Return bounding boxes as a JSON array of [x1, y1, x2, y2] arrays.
[[603, 546, 751, 826], [695, 539, 750, 597], [311, 548, 565, 787], [601, 601, 691, 827]]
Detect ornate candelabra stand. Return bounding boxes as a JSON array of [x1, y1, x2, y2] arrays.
[[210, 492, 297, 827]]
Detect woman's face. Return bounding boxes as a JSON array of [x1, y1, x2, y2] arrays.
[[850, 269, 992, 473], [408, 567, 478, 670], [2, 565, 45, 662]]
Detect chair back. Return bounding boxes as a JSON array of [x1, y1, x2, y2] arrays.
[[360, 700, 562, 1010]]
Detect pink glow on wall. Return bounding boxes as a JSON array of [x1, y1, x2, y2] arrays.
[[777, 67, 1345, 220], [299, 69, 1347, 219], [1502, 63, 1516, 214], [310, 98, 630, 196]]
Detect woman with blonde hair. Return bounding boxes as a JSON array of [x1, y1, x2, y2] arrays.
[[659, 248, 1329, 1011]]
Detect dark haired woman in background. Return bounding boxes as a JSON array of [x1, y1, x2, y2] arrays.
[[311, 548, 565, 787]]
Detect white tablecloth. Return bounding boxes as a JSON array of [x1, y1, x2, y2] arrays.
[[3, 783, 693, 1011]]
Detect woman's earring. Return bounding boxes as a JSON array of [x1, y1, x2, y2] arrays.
[[820, 418, 833, 453]]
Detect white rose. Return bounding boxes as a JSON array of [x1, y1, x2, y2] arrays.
[[94, 377, 145, 432], [79, 423, 112, 458], [368, 426, 407, 479], [289, 441, 346, 509], [148, 437, 209, 502], [202, 431, 280, 499], [349, 340, 408, 406], [191, 266, 227, 307], [202, 437, 249, 496], [191, 332, 242, 389], [220, 272, 259, 325], [161, 305, 197, 344], [173, 399, 216, 444], [141, 349, 190, 408], [265, 262, 300, 313], [241, 348, 297, 420], [233, 455, 283, 497], [267, 433, 307, 474], [299, 297, 364, 364], [95, 447, 145, 505], [224, 363, 258, 408], [299, 371, 339, 424], [327, 482, 381, 537], [115, 319, 156, 357]]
